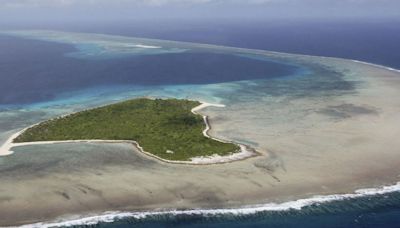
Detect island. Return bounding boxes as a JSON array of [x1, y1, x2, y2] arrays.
[[3, 31, 400, 228], [12, 98, 242, 161]]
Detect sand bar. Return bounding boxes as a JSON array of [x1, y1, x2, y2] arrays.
[[0, 32, 400, 227]]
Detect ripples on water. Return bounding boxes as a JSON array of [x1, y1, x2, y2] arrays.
[[48, 192, 400, 228], [1, 31, 400, 228]]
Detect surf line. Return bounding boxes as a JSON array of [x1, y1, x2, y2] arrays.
[[23, 181, 400, 228]]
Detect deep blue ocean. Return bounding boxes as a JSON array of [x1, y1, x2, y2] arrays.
[[60, 18, 400, 69], [0, 35, 299, 105], [1, 19, 400, 227], [90, 192, 400, 228]]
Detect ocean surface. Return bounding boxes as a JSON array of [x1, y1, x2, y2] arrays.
[[65, 191, 400, 228], [0, 20, 400, 227], [50, 19, 400, 69], [0, 35, 298, 105]]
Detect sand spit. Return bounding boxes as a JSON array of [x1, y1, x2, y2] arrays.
[[1, 31, 400, 227], [1, 60, 400, 226], [0, 102, 257, 164]]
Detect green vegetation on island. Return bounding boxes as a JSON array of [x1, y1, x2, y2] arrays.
[[14, 98, 239, 161]]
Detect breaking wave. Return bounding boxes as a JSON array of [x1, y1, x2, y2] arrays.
[[20, 182, 400, 228]]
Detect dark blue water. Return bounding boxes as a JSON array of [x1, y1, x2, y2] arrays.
[[0, 35, 298, 105], [58, 20, 400, 228], [1, 20, 400, 227], [64, 19, 400, 69], [72, 192, 400, 228]]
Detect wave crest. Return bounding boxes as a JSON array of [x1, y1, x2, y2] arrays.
[[20, 182, 400, 228]]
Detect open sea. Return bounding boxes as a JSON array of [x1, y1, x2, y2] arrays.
[[74, 192, 400, 228], [1, 19, 400, 227]]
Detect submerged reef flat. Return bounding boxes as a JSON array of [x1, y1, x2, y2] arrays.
[[12, 98, 240, 161], [0, 31, 400, 226]]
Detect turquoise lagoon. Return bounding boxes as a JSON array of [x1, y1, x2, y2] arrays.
[[0, 31, 400, 227]]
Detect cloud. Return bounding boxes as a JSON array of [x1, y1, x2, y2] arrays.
[[0, 0, 397, 8], [0, 0, 398, 20], [0, 0, 71, 8], [0, 0, 215, 8]]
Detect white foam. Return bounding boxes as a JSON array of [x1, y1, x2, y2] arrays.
[[351, 59, 400, 73], [134, 44, 161, 49], [19, 181, 400, 228]]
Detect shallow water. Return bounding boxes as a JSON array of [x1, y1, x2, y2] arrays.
[[89, 195, 400, 228], [0, 30, 400, 227], [60, 192, 400, 228]]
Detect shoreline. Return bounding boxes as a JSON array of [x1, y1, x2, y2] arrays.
[[1, 31, 400, 227], [0, 101, 257, 165], [18, 181, 400, 228]]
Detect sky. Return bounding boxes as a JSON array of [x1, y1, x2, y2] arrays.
[[0, 0, 399, 23]]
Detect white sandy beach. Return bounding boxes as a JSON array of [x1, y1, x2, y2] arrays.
[[0, 102, 256, 164], [1, 59, 400, 226], [0, 33, 400, 226]]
